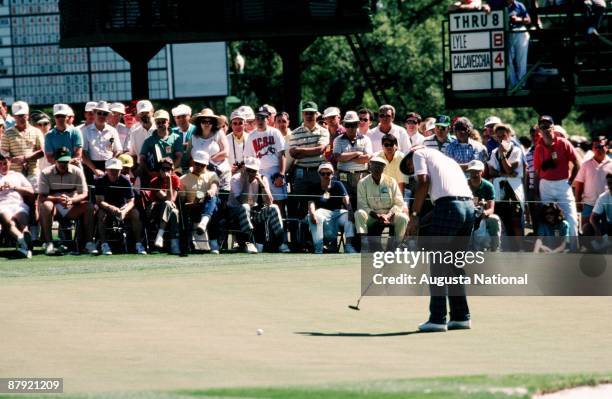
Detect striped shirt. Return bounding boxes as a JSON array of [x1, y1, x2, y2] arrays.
[[525, 146, 535, 189], [288, 124, 330, 168], [1, 123, 43, 176], [423, 134, 455, 155], [333, 133, 372, 172]]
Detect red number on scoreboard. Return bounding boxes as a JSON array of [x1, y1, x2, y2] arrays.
[[494, 52, 504, 67]]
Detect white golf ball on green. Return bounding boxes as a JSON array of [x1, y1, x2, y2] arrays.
[[256, 328, 264, 335]]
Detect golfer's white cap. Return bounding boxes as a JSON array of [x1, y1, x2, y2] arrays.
[[425, 120, 436, 131]]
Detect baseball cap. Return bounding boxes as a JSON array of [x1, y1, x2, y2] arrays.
[[244, 156, 260, 171], [171, 104, 192, 117], [153, 110, 170, 121], [192, 150, 210, 165], [84, 101, 97, 113], [237, 105, 255, 120], [105, 158, 123, 170], [301, 101, 318, 113], [160, 157, 174, 167], [117, 153, 134, 168], [110, 102, 126, 114], [263, 104, 277, 115], [435, 115, 451, 127], [53, 103, 72, 116], [466, 160, 485, 172], [342, 111, 359, 124], [539, 115, 554, 125], [256, 105, 271, 117], [11, 101, 29, 116], [54, 147, 72, 162], [94, 100, 111, 113], [425, 119, 436, 132], [369, 155, 389, 166], [230, 110, 246, 121], [36, 116, 51, 125], [484, 116, 502, 127], [136, 100, 154, 114], [66, 106, 75, 117], [323, 107, 341, 118], [318, 162, 335, 172]]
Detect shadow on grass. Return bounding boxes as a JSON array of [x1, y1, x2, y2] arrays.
[[295, 330, 422, 337]]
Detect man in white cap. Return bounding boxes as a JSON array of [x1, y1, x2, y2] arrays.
[[237, 105, 256, 134], [307, 162, 357, 254], [139, 110, 183, 178], [77, 101, 97, 134], [82, 101, 122, 183], [467, 159, 501, 251], [44, 104, 83, 165], [94, 158, 146, 256], [368, 104, 411, 153], [171, 104, 195, 174], [263, 104, 277, 126], [323, 106, 346, 149], [332, 110, 372, 208], [65, 105, 76, 127], [355, 156, 409, 242], [1, 101, 44, 187], [228, 156, 286, 254], [179, 150, 221, 253], [108, 102, 130, 149], [227, 109, 249, 174], [126, 100, 155, 160]]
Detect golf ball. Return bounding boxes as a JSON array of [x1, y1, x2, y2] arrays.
[[256, 328, 264, 335]]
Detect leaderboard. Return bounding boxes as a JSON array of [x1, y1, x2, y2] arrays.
[[0, 0, 228, 105]]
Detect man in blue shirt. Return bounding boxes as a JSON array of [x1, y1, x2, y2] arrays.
[[506, 0, 531, 88], [44, 104, 83, 165]]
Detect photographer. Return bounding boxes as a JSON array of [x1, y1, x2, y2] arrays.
[[467, 160, 502, 252], [227, 110, 249, 175]]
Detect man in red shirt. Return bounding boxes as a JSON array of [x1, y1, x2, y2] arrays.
[[533, 115, 581, 248], [147, 157, 181, 254]]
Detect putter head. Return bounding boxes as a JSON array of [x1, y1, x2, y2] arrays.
[[348, 305, 360, 311]]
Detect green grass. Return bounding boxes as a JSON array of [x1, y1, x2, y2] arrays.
[[0, 373, 610, 399]]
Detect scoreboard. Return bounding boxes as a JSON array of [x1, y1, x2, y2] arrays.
[[0, 0, 228, 105]]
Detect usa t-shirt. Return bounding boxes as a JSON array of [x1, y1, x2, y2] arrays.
[[244, 128, 285, 171]]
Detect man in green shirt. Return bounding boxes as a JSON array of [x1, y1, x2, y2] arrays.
[[139, 110, 183, 177], [467, 160, 501, 251]]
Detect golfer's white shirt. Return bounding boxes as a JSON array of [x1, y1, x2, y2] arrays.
[[412, 148, 472, 202]]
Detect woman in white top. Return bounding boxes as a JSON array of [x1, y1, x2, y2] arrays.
[[188, 109, 231, 191]]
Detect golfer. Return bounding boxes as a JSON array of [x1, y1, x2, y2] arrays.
[[400, 145, 474, 333]]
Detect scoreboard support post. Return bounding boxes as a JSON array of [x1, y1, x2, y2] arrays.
[[112, 43, 165, 100]]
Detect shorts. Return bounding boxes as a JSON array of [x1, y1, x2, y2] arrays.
[[0, 202, 29, 218]]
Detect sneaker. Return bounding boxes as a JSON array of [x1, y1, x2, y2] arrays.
[[101, 242, 112, 256], [210, 239, 220, 255], [314, 242, 324, 254], [135, 242, 147, 255], [43, 242, 56, 256], [278, 243, 290, 253], [85, 241, 99, 255], [245, 242, 258, 254], [23, 230, 33, 249], [154, 231, 164, 248], [344, 243, 357, 254], [17, 243, 32, 259], [170, 238, 180, 255], [447, 320, 471, 330], [195, 219, 207, 235], [418, 321, 447, 333]]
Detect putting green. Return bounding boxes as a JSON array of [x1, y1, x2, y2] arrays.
[[1, 253, 611, 395]]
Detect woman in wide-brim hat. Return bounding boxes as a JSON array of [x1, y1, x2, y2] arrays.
[[190, 108, 222, 126]]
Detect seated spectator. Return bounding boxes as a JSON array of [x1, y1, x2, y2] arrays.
[[467, 160, 502, 251], [355, 156, 409, 242], [0, 152, 34, 258], [148, 157, 181, 255], [375, 134, 409, 207], [307, 162, 357, 254], [38, 147, 97, 255], [228, 157, 288, 254], [446, 117, 488, 171], [589, 173, 612, 240], [94, 158, 146, 256], [179, 151, 221, 254], [534, 203, 569, 253]]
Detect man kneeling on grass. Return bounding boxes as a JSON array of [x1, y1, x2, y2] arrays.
[[94, 158, 146, 255], [0, 151, 34, 258]]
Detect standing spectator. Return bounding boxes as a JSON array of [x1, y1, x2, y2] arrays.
[[227, 110, 249, 174], [483, 116, 502, 154], [76, 101, 97, 134], [171, 104, 195, 174], [524, 124, 540, 232], [574, 137, 611, 235], [422, 118, 436, 137], [401, 146, 474, 333], [34, 113, 53, 172], [333, 111, 372, 208], [404, 112, 425, 147], [82, 101, 122, 183], [65, 105, 76, 127], [0, 152, 34, 258], [44, 104, 83, 165], [590, 173, 612, 239], [355, 156, 409, 241], [307, 162, 357, 254], [148, 157, 181, 255], [534, 203, 570, 253], [423, 115, 455, 154], [94, 158, 146, 256], [179, 151, 221, 254], [506, 0, 531, 88], [534, 115, 580, 248], [139, 110, 183, 178], [274, 112, 291, 137], [323, 106, 345, 162], [368, 105, 411, 153], [38, 147, 97, 255], [188, 109, 231, 191], [446, 117, 488, 171], [126, 100, 155, 160], [263, 104, 277, 127], [1, 101, 44, 188], [357, 108, 373, 136], [228, 156, 286, 254], [237, 105, 256, 134], [109, 102, 130, 149], [467, 160, 502, 252]]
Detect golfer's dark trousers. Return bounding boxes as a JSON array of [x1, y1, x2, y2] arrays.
[[428, 197, 475, 325]]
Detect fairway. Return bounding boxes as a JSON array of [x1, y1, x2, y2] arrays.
[[1, 253, 611, 397]]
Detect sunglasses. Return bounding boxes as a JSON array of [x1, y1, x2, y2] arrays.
[[319, 171, 333, 177], [454, 128, 468, 133], [405, 120, 417, 125], [255, 115, 267, 120], [344, 123, 358, 129], [246, 168, 258, 174], [359, 118, 369, 122], [382, 142, 395, 148], [38, 122, 50, 126], [201, 120, 214, 125], [304, 111, 316, 116], [232, 121, 244, 126], [96, 112, 109, 116], [55, 115, 67, 119], [539, 123, 553, 129], [378, 114, 392, 118], [161, 166, 173, 171]]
